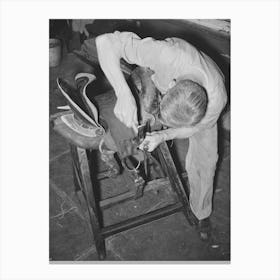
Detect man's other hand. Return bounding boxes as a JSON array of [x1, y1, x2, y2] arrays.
[[138, 131, 164, 152]]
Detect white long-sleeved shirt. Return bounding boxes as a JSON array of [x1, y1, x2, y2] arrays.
[[96, 31, 227, 132]]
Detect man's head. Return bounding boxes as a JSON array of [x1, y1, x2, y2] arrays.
[[158, 79, 208, 128]]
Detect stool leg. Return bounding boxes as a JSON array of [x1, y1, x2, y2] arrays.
[[156, 142, 198, 226], [70, 145, 106, 260]]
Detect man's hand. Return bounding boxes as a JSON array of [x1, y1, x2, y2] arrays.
[[114, 92, 138, 134], [138, 131, 165, 152]]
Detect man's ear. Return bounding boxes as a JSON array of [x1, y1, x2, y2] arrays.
[[168, 79, 176, 89]]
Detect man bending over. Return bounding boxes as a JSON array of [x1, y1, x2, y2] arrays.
[[95, 31, 227, 240]]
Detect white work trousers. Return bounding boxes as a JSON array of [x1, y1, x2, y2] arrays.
[[186, 124, 218, 220]]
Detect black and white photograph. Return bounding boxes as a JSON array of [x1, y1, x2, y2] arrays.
[[1, 0, 280, 279], [49, 19, 231, 261]]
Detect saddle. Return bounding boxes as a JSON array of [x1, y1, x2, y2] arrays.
[[54, 66, 164, 198]]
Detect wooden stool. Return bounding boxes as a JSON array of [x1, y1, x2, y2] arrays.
[[67, 137, 197, 260]]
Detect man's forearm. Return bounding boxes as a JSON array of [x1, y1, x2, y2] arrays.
[[160, 126, 199, 142]]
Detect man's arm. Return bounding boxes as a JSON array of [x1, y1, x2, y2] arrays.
[[139, 126, 199, 152], [96, 31, 181, 133], [96, 33, 138, 133], [161, 126, 199, 141]]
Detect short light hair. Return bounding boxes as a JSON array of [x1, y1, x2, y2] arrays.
[[159, 79, 207, 128]]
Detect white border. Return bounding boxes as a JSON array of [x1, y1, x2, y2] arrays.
[[1, 0, 280, 279]]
